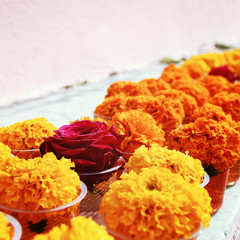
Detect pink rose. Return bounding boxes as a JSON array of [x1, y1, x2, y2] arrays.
[[40, 120, 126, 174]]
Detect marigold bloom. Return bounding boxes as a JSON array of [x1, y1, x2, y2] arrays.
[[154, 89, 198, 120], [125, 95, 184, 132], [0, 153, 81, 211], [108, 110, 165, 153], [172, 81, 210, 106], [0, 212, 13, 240], [105, 81, 152, 98], [224, 49, 240, 75], [125, 145, 205, 184], [197, 75, 230, 97], [139, 78, 171, 94], [160, 63, 194, 86], [191, 103, 233, 123], [0, 117, 57, 150], [210, 91, 240, 121], [94, 94, 128, 118], [33, 216, 114, 240], [99, 167, 212, 240], [227, 81, 240, 95], [165, 118, 240, 171], [0, 143, 12, 161]]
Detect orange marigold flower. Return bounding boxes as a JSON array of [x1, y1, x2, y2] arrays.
[[105, 80, 152, 98], [227, 81, 240, 95], [197, 75, 231, 97], [33, 216, 114, 240], [165, 117, 240, 171], [99, 167, 212, 240], [179, 62, 206, 79], [125, 95, 184, 132], [0, 153, 81, 211], [160, 63, 194, 86], [210, 91, 240, 121], [139, 78, 171, 94], [191, 103, 233, 123], [0, 117, 57, 150], [94, 94, 128, 118], [0, 212, 14, 240], [154, 89, 198, 120], [108, 110, 165, 153], [125, 144, 205, 184], [172, 81, 210, 106]]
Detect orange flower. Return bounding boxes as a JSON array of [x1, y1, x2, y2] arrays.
[[197, 75, 231, 97], [109, 110, 165, 153], [191, 103, 233, 123], [165, 117, 240, 171], [154, 89, 198, 120], [139, 78, 171, 94], [0, 212, 14, 240], [94, 94, 128, 118], [227, 81, 240, 95], [125, 95, 184, 132], [105, 81, 152, 98], [210, 91, 240, 122], [160, 63, 194, 85]]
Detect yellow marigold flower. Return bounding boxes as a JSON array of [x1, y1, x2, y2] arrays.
[[94, 94, 128, 118], [0, 153, 81, 211], [125, 145, 205, 184], [105, 81, 152, 98], [197, 75, 230, 97], [224, 49, 240, 75], [125, 95, 185, 132], [0, 143, 12, 162], [210, 91, 240, 122], [0, 117, 57, 150], [99, 167, 212, 240], [139, 78, 171, 94], [108, 110, 165, 153], [154, 89, 198, 120], [165, 117, 240, 171], [33, 216, 113, 240], [0, 212, 13, 240]]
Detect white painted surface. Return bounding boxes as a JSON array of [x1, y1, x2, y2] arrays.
[[0, 0, 240, 107]]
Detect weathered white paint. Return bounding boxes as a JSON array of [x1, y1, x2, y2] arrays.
[[0, 0, 240, 107]]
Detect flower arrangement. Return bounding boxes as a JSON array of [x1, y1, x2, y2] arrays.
[[40, 120, 125, 175], [99, 166, 212, 240], [0, 117, 57, 150], [165, 117, 240, 172], [32, 216, 114, 240], [124, 144, 206, 184], [0, 212, 14, 240], [108, 110, 165, 154]]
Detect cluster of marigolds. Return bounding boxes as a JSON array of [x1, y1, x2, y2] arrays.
[[0, 49, 240, 240]]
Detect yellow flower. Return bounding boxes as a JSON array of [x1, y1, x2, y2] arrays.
[[0, 143, 12, 162], [125, 145, 205, 184], [0, 117, 57, 150], [0, 212, 13, 240], [0, 153, 81, 211], [33, 216, 114, 240], [99, 167, 212, 240]]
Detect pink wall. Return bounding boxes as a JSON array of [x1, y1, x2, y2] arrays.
[[1, 0, 240, 107]]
